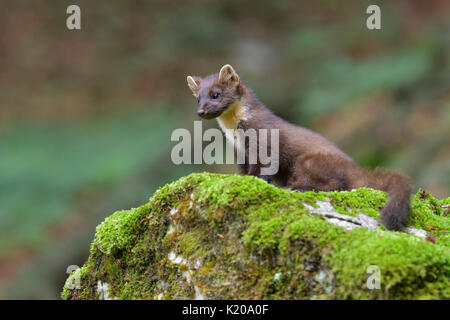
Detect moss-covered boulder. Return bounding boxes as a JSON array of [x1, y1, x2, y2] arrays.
[[62, 173, 450, 300]]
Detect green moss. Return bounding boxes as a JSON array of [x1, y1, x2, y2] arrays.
[[61, 266, 88, 300], [410, 190, 450, 247], [328, 227, 449, 299], [177, 231, 201, 256], [280, 216, 346, 252], [92, 204, 150, 255], [62, 173, 450, 300], [327, 188, 388, 218]]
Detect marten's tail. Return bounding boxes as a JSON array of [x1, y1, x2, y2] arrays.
[[365, 168, 411, 230]]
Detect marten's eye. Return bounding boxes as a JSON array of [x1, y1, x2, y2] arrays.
[[212, 92, 220, 99]]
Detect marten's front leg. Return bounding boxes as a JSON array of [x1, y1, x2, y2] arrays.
[[284, 186, 311, 192], [238, 163, 248, 175], [248, 164, 273, 183], [238, 163, 272, 183], [247, 163, 259, 176]]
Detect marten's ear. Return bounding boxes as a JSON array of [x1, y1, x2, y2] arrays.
[[186, 76, 202, 96], [219, 64, 239, 85]]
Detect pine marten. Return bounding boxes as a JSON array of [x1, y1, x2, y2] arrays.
[[186, 64, 411, 231]]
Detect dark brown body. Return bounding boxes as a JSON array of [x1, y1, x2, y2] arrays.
[[187, 65, 411, 230]]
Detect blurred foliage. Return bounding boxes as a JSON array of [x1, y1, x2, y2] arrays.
[[0, 0, 449, 298], [0, 108, 173, 256]]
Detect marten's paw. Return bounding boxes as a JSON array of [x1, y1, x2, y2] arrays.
[[378, 202, 409, 231], [284, 186, 312, 192], [259, 175, 273, 184]]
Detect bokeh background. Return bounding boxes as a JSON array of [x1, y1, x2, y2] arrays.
[[0, 0, 449, 299]]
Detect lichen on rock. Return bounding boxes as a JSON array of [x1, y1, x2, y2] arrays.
[[62, 173, 450, 300]]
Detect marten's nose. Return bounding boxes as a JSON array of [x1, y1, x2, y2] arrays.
[[197, 108, 205, 116]]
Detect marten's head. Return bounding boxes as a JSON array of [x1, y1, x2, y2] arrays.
[[187, 64, 244, 119]]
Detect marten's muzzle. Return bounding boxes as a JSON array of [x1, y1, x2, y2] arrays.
[[197, 105, 223, 119]]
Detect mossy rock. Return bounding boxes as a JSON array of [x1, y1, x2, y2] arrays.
[[62, 173, 450, 300]]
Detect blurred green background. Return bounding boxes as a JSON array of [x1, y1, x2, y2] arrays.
[[0, 0, 449, 299]]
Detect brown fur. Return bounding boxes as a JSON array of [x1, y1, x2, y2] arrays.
[[187, 65, 411, 230]]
